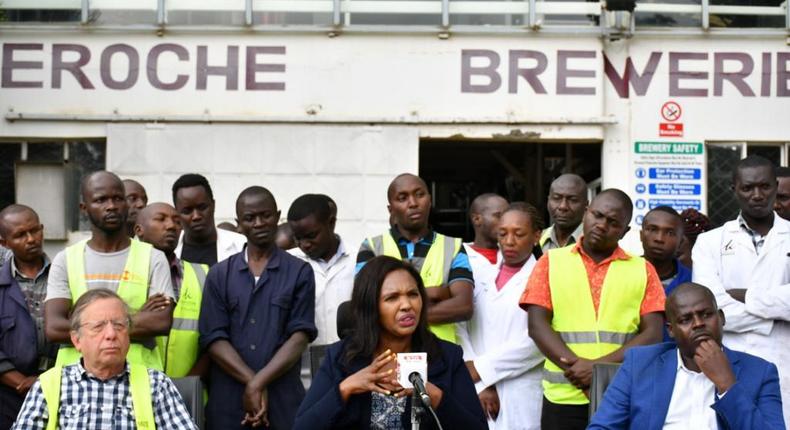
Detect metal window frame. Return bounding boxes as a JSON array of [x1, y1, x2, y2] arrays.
[[707, 141, 789, 167], [1, 1, 787, 35], [744, 141, 790, 167]]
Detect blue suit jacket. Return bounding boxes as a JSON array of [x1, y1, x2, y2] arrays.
[[294, 338, 487, 430], [588, 343, 785, 430]]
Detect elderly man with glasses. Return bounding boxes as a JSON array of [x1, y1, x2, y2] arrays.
[[11, 288, 196, 430]]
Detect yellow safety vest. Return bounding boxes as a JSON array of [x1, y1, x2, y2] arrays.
[[39, 363, 156, 430], [156, 261, 207, 378], [543, 246, 647, 405], [539, 228, 552, 248], [58, 239, 164, 371], [368, 232, 462, 343]]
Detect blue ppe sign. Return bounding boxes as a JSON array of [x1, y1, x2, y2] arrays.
[[648, 199, 701, 211], [648, 183, 701, 196], [648, 168, 701, 180]]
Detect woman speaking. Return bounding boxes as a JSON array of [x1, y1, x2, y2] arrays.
[[294, 256, 486, 429]]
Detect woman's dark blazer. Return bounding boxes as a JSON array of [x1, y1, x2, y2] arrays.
[[294, 338, 487, 430]]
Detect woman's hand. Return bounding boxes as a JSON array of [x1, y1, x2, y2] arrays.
[[339, 349, 397, 402]]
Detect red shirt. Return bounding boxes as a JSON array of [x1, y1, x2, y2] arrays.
[[469, 245, 498, 265], [519, 239, 665, 317]]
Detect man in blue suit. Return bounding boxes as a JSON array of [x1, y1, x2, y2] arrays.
[[589, 282, 785, 430]]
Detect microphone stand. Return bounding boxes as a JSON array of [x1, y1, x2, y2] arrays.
[[411, 389, 425, 430]]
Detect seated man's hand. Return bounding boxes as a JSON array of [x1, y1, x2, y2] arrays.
[[695, 339, 736, 394]]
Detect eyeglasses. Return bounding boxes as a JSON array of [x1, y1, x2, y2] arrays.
[[80, 319, 129, 335]]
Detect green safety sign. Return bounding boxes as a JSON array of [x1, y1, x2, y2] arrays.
[[634, 142, 703, 154]]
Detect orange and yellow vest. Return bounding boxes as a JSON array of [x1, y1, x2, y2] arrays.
[[542, 245, 647, 405]]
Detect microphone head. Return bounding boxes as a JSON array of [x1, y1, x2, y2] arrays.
[[408, 371, 431, 407]]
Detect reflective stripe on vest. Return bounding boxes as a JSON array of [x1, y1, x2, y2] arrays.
[[368, 232, 462, 343], [57, 239, 164, 371], [558, 331, 636, 345], [543, 246, 647, 405], [157, 261, 207, 378], [40, 363, 156, 430]]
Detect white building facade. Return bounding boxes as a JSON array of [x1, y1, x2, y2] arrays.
[[1, 1, 788, 253]]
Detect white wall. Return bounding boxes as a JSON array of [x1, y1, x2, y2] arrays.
[[106, 123, 419, 249]]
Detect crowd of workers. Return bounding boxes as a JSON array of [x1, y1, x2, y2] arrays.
[[0, 155, 789, 429]]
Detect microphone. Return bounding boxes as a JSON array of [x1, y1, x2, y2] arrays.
[[396, 352, 429, 406], [397, 352, 443, 430], [409, 371, 431, 407]]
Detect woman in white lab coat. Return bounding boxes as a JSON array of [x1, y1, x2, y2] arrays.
[[460, 202, 546, 430]]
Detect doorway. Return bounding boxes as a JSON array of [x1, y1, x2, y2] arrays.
[[419, 139, 602, 241]]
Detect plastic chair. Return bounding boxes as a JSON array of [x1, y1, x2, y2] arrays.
[[172, 376, 205, 429], [588, 362, 621, 418], [309, 344, 330, 378]]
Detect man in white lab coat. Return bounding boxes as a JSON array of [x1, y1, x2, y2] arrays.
[[287, 194, 353, 347], [458, 193, 508, 425], [287, 194, 354, 389], [692, 155, 790, 425]]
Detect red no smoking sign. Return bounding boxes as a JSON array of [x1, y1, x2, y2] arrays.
[[661, 101, 682, 122]]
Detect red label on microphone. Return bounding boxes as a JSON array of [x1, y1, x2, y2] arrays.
[[396, 352, 427, 388]]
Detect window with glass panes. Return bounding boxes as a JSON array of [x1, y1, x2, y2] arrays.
[[0, 141, 106, 231], [706, 142, 789, 227]]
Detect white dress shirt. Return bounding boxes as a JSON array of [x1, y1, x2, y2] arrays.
[[663, 350, 720, 430], [289, 238, 355, 345]]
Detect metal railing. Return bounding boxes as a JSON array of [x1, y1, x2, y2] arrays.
[[0, 0, 787, 34]]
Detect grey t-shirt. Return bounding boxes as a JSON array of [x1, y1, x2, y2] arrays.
[[46, 243, 174, 302]]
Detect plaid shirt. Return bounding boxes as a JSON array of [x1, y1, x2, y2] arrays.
[[11, 361, 197, 430], [737, 213, 767, 254]]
